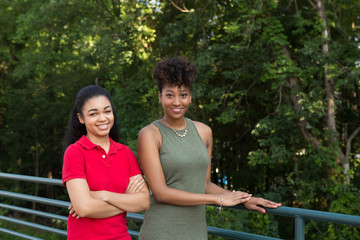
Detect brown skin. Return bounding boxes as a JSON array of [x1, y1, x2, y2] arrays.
[[66, 96, 150, 219], [138, 84, 281, 212]]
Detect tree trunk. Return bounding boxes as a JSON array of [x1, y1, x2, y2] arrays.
[[283, 47, 321, 149], [310, 0, 358, 183]]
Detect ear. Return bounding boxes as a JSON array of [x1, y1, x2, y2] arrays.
[[77, 113, 85, 124], [189, 94, 192, 103], [158, 91, 162, 103]]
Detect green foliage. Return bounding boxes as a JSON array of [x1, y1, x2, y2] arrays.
[[322, 188, 360, 240], [1, 0, 360, 239], [0, 219, 66, 240], [206, 204, 280, 239]]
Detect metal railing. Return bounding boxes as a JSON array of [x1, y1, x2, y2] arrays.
[[0, 172, 359, 240]]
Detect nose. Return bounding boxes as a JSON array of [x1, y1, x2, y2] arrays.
[[173, 96, 181, 105], [99, 113, 106, 121]]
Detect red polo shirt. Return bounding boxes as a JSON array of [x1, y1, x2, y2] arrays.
[[62, 135, 142, 240]]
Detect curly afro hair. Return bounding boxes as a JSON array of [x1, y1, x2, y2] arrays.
[[153, 56, 197, 93]]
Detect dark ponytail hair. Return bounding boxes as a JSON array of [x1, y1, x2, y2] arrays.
[[63, 85, 119, 149]]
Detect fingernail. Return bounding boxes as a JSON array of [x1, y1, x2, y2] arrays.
[[262, 209, 266, 213]]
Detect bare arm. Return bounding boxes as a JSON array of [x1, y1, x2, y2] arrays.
[[90, 174, 150, 213], [196, 122, 281, 213], [66, 178, 124, 218], [198, 121, 252, 205], [139, 123, 251, 207]]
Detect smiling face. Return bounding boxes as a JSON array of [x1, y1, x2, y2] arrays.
[[77, 95, 114, 142], [159, 84, 192, 121]]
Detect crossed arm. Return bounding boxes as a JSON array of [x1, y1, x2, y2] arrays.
[[66, 174, 150, 219]]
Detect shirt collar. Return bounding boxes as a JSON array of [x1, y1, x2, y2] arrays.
[[78, 135, 123, 152]]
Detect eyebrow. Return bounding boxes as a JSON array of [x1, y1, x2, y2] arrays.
[[87, 105, 111, 113], [164, 89, 189, 93]]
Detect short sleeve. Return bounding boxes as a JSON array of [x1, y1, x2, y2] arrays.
[[62, 144, 86, 186], [125, 146, 142, 177]]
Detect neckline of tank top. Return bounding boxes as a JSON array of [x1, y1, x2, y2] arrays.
[[158, 118, 188, 131]]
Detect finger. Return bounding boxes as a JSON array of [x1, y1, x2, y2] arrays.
[[238, 196, 252, 204], [129, 178, 145, 193], [127, 178, 140, 191], [135, 181, 146, 192], [236, 192, 252, 199], [132, 176, 145, 188], [127, 175, 142, 189], [233, 192, 252, 203], [264, 202, 282, 208], [253, 206, 266, 213], [126, 177, 138, 192], [257, 199, 281, 208], [135, 178, 145, 190], [129, 174, 141, 181]]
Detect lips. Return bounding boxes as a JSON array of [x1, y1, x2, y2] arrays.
[[97, 123, 110, 130], [171, 108, 183, 113]]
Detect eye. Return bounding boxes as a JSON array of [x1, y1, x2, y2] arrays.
[[181, 94, 188, 98], [166, 94, 173, 98], [105, 110, 112, 114], [89, 113, 96, 117]]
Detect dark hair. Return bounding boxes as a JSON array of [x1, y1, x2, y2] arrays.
[[153, 56, 197, 93], [63, 85, 119, 149]]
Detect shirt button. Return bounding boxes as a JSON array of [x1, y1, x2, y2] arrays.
[[102, 155, 106, 158]]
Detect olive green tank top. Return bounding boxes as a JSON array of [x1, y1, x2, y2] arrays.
[[139, 118, 210, 240]]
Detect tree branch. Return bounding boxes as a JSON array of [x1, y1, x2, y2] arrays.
[[170, 1, 189, 12], [307, 0, 317, 9], [346, 126, 360, 159], [283, 47, 321, 149]]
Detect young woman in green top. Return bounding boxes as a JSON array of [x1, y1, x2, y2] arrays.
[[138, 56, 281, 240]]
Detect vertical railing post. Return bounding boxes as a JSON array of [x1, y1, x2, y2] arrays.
[[294, 215, 305, 240]]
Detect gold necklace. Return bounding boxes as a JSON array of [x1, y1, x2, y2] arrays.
[[163, 118, 187, 138]]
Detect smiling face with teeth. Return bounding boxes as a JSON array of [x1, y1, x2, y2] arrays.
[[77, 95, 114, 142], [159, 84, 192, 123]]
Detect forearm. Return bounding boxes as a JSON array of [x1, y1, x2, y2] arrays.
[[153, 186, 221, 206], [66, 179, 124, 218], [103, 191, 150, 213], [205, 181, 229, 195], [74, 197, 124, 218]]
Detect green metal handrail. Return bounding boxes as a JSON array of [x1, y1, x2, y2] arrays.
[[1, 172, 360, 240]]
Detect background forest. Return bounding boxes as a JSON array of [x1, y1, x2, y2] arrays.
[[0, 0, 360, 239]]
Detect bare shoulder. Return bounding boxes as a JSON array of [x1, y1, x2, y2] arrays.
[[138, 122, 162, 146], [139, 122, 158, 135], [192, 120, 212, 135], [192, 120, 212, 146]]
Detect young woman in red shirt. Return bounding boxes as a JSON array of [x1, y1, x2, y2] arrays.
[[62, 85, 149, 240]]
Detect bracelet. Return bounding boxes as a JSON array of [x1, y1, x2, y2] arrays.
[[217, 193, 223, 214]]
